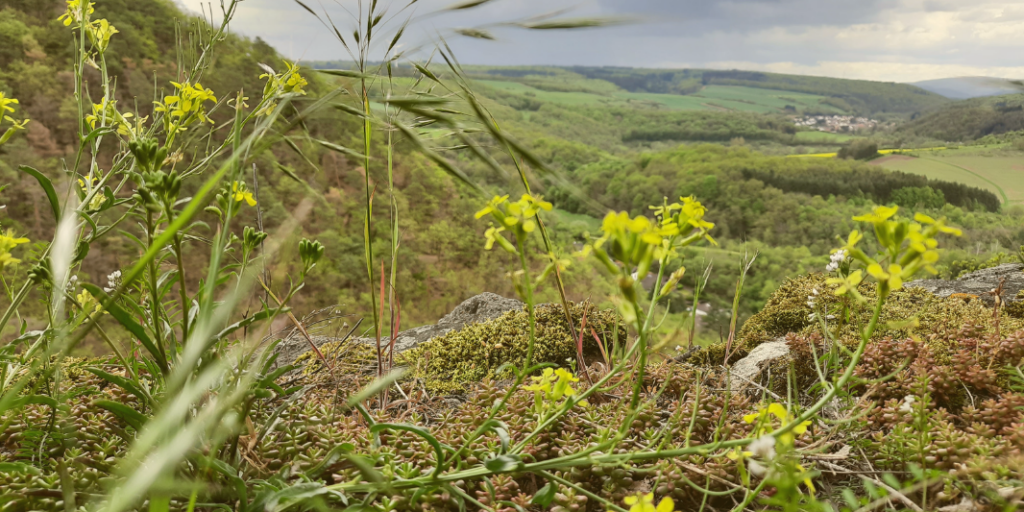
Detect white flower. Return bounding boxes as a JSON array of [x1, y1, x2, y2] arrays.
[[899, 395, 916, 413], [104, 270, 122, 293], [748, 435, 777, 460], [826, 250, 847, 273], [747, 459, 768, 477]]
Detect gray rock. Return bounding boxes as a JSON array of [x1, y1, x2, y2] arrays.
[[438, 292, 524, 326], [275, 292, 524, 368], [728, 339, 791, 391], [907, 263, 1024, 305]]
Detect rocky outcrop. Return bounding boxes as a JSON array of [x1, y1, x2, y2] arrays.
[[907, 263, 1024, 306], [274, 292, 524, 367], [727, 339, 791, 391]]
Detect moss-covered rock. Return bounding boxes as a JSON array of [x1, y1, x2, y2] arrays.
[[1007, 290, 1024, 319], [737, 273, 1024, 356], [402, 302, 626, 394]]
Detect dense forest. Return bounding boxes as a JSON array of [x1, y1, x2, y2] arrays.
[[895, 93, 1024, 142]]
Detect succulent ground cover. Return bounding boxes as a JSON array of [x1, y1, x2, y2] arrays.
[[3, 291, 1024, 510]]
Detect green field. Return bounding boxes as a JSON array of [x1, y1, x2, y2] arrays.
[[793, 131, 858, 143], [475, 80, 846, 114], [874, 149, 1024, 204]]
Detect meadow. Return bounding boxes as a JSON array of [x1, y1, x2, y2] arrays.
[[875, 148, 1024, 205], [476, 80, 846, 114]]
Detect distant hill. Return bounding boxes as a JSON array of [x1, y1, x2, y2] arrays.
[[911, 77, 1023, 100], [896, 93, 1024, 142], [565, 67, 949, 116], [307, 62, 950, 117]]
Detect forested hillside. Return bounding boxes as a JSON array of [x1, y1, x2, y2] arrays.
[[896, 93, 1024, 142], [491, 66, 949, 115], [2, 0, 1022, 342], [0, 0, 527, 329]]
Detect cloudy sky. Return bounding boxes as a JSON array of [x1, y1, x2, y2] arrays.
[[175, 0, 1024, 83]]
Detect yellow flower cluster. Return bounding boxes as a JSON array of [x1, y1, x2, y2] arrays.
[[0, 91, 30, 146], [58, 1, 118, 52], [475, 194, 553, 252], [85, 99, 135, 137], [828, 206, 961, 301], [257, 61, 309, 116], [726, 403, 816, 494], [742, 403, 811, 446], [76, 289, 104, 318], [586, 196, 715, 285], [154, 81, 218, 132], [523, 367, 587, 415], [58, 0, 94, 26], [0, 229, 30, 271]]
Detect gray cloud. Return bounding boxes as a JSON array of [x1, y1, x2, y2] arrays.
[[177, 0, 1024, 81]]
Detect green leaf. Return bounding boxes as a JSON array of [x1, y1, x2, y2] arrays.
[[18, 166, 60, 222], [215, 308, 279, 341], [93, 399, 147, 431], [332, 103, 369, 119], [305, 443, 355, 478], [82, 284, 168, 373], [316, 139, 369, 160], [11, 394, 58, 409], [262, 483, 331, 512], [454, 28, 495, 40], [318, 69, 374, 80], [517, 17, 624, 30], [445, 0, 493, 10], [531, 482, 557, 506], [0, 462, 42, 475], [483, 454, 522, 473], [85, 367, 150, 407]]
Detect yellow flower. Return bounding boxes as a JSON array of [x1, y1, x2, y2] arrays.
[[483, 225, 513, 253], [88, 18, 118, 52], [283, 61, 309, 95], [154, 81, 217, 130], [231, 181, 257, 206], [743, 402, 813, 446], [85, 100, 134, 136], [914, 213, 962, 236], [524, 367, 587, 415], [852, 205, 898, 225], [58, 0, 95, 26], [474, 195, 509, 219], [88, 193, 106, 211], [0, 229, 30, 271], [76, 289, 104, 317], [0, 91, 30, 146], [866, 263, 903, 293], [826, 269, 863, 300], [620, 493, 674, 512]]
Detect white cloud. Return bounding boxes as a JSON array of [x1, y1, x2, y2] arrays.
[[171, 0, 1024, 82], [688, 60, 1024, 83]]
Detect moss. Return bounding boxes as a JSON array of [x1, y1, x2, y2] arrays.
[[738, 273, 1024, 360], [1006, 291, 1024, 319], [402, 303, 626, 394]]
